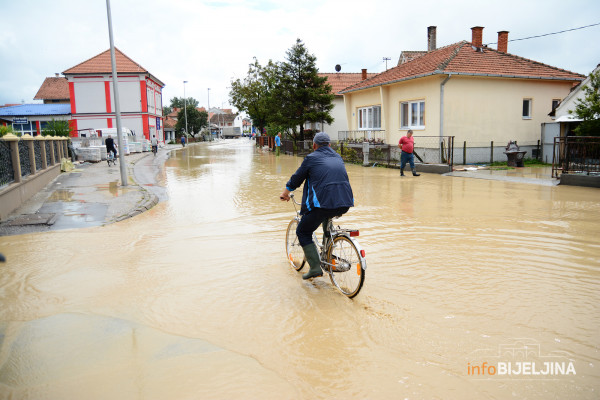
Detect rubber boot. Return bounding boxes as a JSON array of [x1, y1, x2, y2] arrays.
[[400, 168, 405, 177], [302, 243, 323, 280], [412, 168, 420, 176]]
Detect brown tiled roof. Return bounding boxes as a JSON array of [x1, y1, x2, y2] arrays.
[[319, 73, 377, 95], [63, 48, 148, 75], [342, 41, 585, 93], [163, 118, 176, 129], [210, 113, 237, 124], [34, 77, 70, 100]]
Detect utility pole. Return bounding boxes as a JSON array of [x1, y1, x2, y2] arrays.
[[383, 57, 391, 70], [106, 0, 127, 186], [207, 88, 211, 141], [183, 80, 188, 137]]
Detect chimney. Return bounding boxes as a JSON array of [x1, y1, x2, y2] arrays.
[[361, 69, 367, 80], [471, 26, 484, 48], [55, 73, 59, 77], [427, 26, 437, 51], [497, 30, 509, 53]]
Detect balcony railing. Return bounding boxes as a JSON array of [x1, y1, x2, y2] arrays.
[[338, 130, 386, 144]]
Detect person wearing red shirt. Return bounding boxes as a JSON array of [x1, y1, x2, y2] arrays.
[[398, 130, 420, 177]]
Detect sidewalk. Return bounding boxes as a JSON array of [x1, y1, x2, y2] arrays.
[[0, 145, 179, 236]]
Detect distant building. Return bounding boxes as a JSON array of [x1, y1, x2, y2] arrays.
[[0, 104, 71, 135], [33, 74, 70, 104], [63, 48, 165, 141], [315, 70, 377, 137]]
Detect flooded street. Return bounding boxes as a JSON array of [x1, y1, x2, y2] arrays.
[[1, 140, 599, 399]]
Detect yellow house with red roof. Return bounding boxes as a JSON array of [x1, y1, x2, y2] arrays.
[[62, 48, 164, 141], [340, 26, 585, 160]]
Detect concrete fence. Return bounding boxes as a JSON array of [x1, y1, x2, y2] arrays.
[[0, 134, 69, 220]]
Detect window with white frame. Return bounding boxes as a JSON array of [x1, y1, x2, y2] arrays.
[[400, 100, 425, 129], [358, 105, 381, 129], [522, 98, 532, 119]]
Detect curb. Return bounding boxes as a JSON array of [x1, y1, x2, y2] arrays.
[[108, 152, 160, 224]]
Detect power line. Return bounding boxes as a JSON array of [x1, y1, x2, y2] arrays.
[[485, 22, 600, 45]]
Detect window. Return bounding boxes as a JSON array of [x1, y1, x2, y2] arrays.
[[400, 100, 425, 128], [358, 105, 381, 129], [551, 99, 560, 119], [522, 98, 532, 119]]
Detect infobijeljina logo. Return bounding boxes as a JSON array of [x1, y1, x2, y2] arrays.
[[467, 338, 576, 379]]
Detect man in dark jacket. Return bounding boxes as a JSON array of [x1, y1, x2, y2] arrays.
[[105, 135, 117, 158], [280, 132, 354, 279]]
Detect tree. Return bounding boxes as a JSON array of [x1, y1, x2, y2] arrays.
[[175, 105, 207, 136], [170, 97, 199, 109], [229, 58, 280, 137], [570, 70, 600, 136], [43, 119, 73, 137], [274, 39, 334, 141], [162, 105, 173, 117]]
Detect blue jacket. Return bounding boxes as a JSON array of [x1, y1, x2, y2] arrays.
[[286, 146, 354, 215]]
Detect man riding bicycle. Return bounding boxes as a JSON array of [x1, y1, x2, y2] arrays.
[[105, 135, 117, 158], [280, 132, 354, 279], [151, 135, 158, 155]]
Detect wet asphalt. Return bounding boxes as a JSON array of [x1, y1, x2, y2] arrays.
[[0, 145, 179, 237]]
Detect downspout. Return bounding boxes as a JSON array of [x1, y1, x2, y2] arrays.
[[439, 73, 452, 139], [440, 73, 452, 164]]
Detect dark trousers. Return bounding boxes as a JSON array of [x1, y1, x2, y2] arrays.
[[400, 151, 415, 169], [107, 147, 117, 158], [296, 207, 350, 247]]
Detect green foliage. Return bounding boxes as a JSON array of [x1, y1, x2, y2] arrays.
[[175, 106, 208, 135], [370, 148, 384, 160], [336, 146, 360, 163], [265, 124, 288, 137], [229, 39, 334, 143], [229, 58, 280, 137], [0, 125, 17, 137], [43, 119, 72, 137], [273, 39, 334, 141], [162, 106, 173, 116], [170, 97, 199, 109], [570, 70, 600, 136]]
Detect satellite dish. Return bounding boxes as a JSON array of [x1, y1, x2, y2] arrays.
[[335, 64, 341, 72]]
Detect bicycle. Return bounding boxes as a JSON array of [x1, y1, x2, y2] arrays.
[[152, 145, 158, 156], [107, 151, 117, 166], [285, 193, 366, 298]]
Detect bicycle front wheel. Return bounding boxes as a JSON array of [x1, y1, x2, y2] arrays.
[[326, 236, 365, 298], [285, 218, 305, 271]]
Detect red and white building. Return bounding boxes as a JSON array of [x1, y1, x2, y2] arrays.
[[62, 48, 164, 141]]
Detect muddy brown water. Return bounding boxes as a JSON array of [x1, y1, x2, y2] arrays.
[[1, 140, 599, 399]]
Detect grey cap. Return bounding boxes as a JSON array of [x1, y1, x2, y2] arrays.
[[313, 132, 331, 145]]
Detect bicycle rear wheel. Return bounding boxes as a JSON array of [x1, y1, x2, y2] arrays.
[[326, 235, 365, 298], [285, 218, 305, 271]]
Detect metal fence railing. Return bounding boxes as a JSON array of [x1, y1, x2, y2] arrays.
[[258, 136, 455, 167], [337, 130, 386, 144], [552, 136, 600, 178], [0, 135, 68, 189], [453, 140, 542, 165]]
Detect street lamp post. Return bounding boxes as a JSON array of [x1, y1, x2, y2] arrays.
[[105, 0, 127, 186], [207, 88, 211, 142], [183, 81, 188, 137]]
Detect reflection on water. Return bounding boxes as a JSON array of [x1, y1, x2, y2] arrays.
[[0, 140, 599, 399]]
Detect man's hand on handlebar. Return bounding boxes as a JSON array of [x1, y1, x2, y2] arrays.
[[280, 189, 291, 201]]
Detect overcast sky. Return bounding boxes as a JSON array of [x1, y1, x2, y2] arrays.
[[1, 0, 599, 110]]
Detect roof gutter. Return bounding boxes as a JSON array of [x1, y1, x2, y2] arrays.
[[340, 71, 584, 94]]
